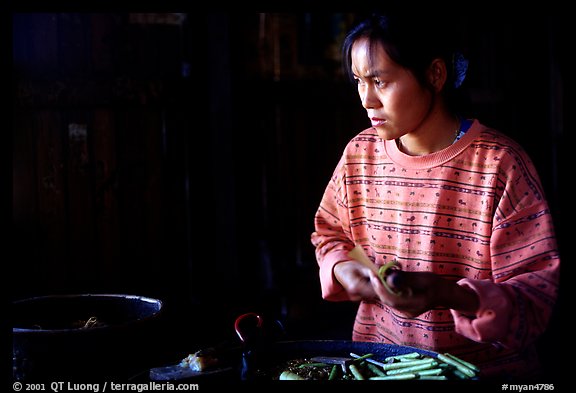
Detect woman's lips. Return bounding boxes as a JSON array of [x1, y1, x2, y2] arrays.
[[371, 118, 386, 127]]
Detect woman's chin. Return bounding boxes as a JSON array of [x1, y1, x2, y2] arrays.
[[373, 126, 396, 141]]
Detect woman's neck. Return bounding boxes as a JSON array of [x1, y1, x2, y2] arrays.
[[396, 108, 460, 156]]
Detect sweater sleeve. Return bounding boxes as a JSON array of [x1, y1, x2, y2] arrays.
[[451, 260, 558, 350], [450, 146, 560, 350], [310, 156, 356, 301], [450, 278, 516, 344]]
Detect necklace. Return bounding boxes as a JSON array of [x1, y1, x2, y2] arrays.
[[453, 118, 464, 142], [396, 119, 462, 154], [453, 126, 461, 142]]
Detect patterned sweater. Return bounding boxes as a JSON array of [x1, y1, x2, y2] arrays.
[[311, 119, 560, 379]]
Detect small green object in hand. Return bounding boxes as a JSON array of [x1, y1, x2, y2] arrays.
[[377, 261, 405, 296]]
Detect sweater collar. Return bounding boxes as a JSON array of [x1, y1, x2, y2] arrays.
[[384, 119, 483, 169]]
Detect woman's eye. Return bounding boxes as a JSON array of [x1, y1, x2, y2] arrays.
[[374, 79, 386, 88]]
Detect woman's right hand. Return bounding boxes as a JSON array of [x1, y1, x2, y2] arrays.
[[333, 260, 378, 301]]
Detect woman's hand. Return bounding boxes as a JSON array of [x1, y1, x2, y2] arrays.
[[369, 270, 480, 318], [333, 260, 378, 301], [334, 259, 480, 318]]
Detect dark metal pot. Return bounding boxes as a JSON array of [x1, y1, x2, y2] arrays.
[[13, 294, 163, 381], [152, 313, 479, 382], [244, 339, 439, 380]]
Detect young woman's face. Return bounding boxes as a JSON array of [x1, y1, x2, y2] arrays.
[[351, 37, 433, 140]]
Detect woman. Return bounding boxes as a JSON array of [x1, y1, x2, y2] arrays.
[[310, 13, 560, 380]]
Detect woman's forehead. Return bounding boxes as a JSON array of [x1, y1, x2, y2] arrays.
[[351, 38, 395, 75], [352, 36, 384, 56]]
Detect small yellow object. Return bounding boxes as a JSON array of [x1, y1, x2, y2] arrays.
[[347, 245, 407, 296], [377, 261, 404, 296]]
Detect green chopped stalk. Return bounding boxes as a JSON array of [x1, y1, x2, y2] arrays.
[[381, 358, 436, 371], [298, 362, 329, 368], [418, 375, 448, 380], [451, 367, 472, 380], [384, 352, 422, 362], [348, 364, 365, 380], [370, 373, 417, 380], [328, 364, 339, 380], [414, 368, 444, 376], [437, 353, 476, 378], [386, 360, 438, 375], [366, 362, 386, 377], [350, 353, 374, 362], [444, 353, 480, 372]]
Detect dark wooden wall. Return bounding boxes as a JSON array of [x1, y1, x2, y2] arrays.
[[13, 13, 191, 299], [12, 11, 570, 365]]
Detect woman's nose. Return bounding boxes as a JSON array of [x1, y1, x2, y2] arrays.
[[361, 86, 380, 109]]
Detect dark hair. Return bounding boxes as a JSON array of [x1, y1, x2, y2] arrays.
[[342, 13, 468, 112]]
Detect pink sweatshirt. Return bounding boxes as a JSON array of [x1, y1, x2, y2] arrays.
[[311, 120, 560, 379]]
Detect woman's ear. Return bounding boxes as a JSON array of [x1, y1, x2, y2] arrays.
[[427, 58, 448, 92]]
